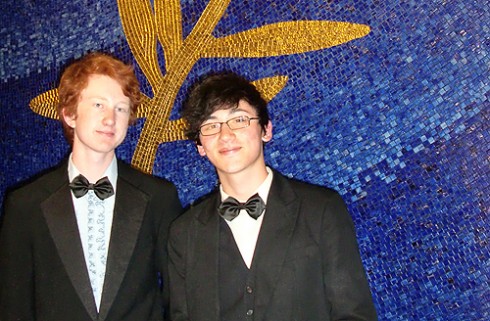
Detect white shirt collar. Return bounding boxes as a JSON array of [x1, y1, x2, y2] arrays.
[[220, 166, 273, 204], [67, 154, 118, 194]]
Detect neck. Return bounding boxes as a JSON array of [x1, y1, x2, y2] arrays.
[[71, 150, 115, 183], [219, 166, 268, 201]]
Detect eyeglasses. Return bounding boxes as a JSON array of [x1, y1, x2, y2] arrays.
[[199, 115, 260, 136]]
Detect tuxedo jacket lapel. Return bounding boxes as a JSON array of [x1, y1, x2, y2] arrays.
[[98, 166, 147, 320], [41, 166, 98, 320], [251, 173, 300, 321], [40, 163, 149, 320]]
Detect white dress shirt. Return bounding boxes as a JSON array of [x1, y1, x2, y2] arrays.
[[220, 167, 273, 268], [68, 154, 117, 310]]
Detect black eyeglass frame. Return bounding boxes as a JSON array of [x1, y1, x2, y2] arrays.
[[198, 115, 260, 136]]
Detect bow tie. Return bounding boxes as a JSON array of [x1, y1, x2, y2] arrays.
[[218, 193, 266, 221], [69, 175, 114, 200]]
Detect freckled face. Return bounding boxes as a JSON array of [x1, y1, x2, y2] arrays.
[[197, 100, 272, 179], [63, 74, 131, 158]]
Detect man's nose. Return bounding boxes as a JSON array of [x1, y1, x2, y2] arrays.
[[218, 122, 235, 140], [103, 107, 116, 125]]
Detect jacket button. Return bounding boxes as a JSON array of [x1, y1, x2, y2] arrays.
[[246, 309, 254, 316], [246, 286, 253, 293]]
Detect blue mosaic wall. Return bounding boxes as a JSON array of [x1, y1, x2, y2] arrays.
[[1, 1, 488, 320]]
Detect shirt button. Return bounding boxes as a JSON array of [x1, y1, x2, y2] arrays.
[[246, 286, 253, 293], [247, 309, 254, 316]]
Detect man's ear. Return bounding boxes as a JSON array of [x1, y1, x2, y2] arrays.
[[197, 144, 206, 157], [261, 121, 273, 142], [62, 108, 76, 128]]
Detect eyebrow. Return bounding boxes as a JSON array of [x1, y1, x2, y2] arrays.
[[204, 107, 250, 121], [87, 95, 130, 105]]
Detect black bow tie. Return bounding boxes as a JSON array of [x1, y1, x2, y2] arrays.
[[218, 193, 266, 221], [69, 175, 114, 200]]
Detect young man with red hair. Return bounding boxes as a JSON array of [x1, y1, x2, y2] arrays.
[[0, 52, 182, 321]]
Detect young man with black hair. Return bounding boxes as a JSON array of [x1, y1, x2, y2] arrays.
[[168, 72, 377, 321]]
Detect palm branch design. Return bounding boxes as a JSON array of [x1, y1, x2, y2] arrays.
[[29, 0, 370, 173]]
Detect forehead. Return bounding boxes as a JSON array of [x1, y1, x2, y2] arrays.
[[207, 100, 256, 119], [81, 74, 127, 100]]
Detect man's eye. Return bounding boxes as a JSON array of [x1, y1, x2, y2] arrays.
[[94, 103, 103, 108], [116, 106, 129, 113], [206, 123, 220, 130], [233, 116, 248, 123]]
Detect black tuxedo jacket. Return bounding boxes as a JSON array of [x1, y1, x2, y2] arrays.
[[0, 160, 182, 321], [168, 170, 377, 321]]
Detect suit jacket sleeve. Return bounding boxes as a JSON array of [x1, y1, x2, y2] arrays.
[[167, 210, 191, 321], [0, 192, 36, 321], [320, 191, 377, 320], [154, 181, 184, 321]]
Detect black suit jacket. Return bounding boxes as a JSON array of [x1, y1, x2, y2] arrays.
[[168, 170, 377, 321], [0, 160, 182, 321]]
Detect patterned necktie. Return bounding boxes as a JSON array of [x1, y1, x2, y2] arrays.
[[86, 191, 107, 310], [218, 193, 266, 221], [69, 175, 114, 200]]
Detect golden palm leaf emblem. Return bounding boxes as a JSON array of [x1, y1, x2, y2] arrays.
[[29, 0, 370, 174]]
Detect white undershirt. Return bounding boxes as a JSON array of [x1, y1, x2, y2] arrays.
[[220, 167, 273, 268], [68, 154, 117, 310]]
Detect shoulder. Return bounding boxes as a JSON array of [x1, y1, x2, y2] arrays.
[[170, 191, 218, 230], [272, 171, 356, 236], [271, 170, 351, 225], [117, 160, 178, 193], [3, 165, 67, 225], [6, 164, 67, 204], [116, 161, 183, 224], [272, 170, 342, 203]]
